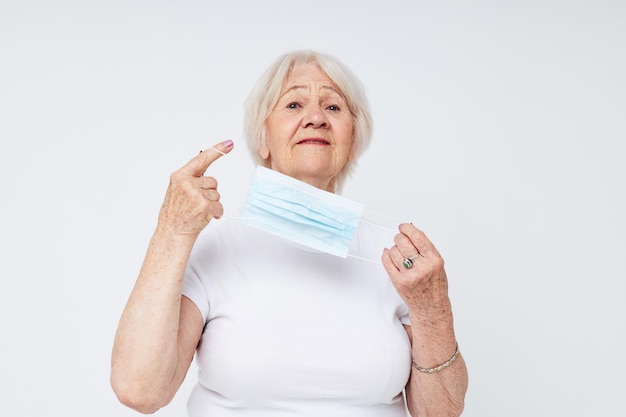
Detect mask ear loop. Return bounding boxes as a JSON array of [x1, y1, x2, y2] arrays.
[[362, 208, 406, 231], [346, 253, 380, 264], [208, 147, 226, 156], [344, 208, 407, 264]]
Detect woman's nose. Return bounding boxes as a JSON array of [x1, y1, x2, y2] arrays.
[[302, 104, 328, 129]]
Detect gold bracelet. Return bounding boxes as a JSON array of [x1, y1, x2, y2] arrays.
[[412, 343, 460, 374]]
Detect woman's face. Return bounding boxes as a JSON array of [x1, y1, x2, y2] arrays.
[[261, 64, 355, 192]]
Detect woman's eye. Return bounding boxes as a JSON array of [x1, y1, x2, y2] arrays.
[[327, 105, 340, 111], [287, 102, 300, 109]]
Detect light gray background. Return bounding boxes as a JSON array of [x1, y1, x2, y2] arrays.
[[1, 1, 624, 416]]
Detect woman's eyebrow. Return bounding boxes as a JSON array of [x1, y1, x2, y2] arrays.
[[278, 85, 304, 100]]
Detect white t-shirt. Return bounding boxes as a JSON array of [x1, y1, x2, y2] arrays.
[[182, 216, 412, 417]]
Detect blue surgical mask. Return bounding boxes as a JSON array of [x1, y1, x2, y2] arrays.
[[240, 166, 364, 258]]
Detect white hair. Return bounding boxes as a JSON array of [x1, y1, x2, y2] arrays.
[[243, 50, 373, 193]]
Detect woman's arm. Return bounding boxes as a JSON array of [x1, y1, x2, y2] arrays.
[[110, 232, 203, 414], [382, 223, 468, 417], [402, 308, 468, 416], [110, 141, 233, 413]]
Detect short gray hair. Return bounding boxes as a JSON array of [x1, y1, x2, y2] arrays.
[[243, 50, 373, 193]]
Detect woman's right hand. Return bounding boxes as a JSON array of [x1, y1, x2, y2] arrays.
[[157, 139, 234, 238], [111, 140, 233, 413]]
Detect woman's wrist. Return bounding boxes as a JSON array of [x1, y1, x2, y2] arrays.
[[412, 343, 460, 374], [407, 297, 459, 366], [140, 227, 197, 280], [152, 223, 199, 251], [407, 295, 453, 322]]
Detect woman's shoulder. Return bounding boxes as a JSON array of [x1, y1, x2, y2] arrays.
[[188, 216, 240, 260], [191, 215, 283, 261]]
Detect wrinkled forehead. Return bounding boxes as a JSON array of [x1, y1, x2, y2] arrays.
[[282, 62, 345, 97]]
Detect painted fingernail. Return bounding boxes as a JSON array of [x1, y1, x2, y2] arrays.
[[223, 139, 234, 148]]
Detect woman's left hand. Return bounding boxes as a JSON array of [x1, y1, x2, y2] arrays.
[[382, 223, 467, 417], [381, 223, 450, 312]]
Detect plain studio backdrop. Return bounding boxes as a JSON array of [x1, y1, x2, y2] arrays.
[[1, 1, 624, 416]]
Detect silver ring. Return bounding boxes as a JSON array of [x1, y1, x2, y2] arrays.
[[402, 254, 420, 269]]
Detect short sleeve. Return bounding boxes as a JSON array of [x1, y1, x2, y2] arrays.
[[399, 308, 411, 326], [182, 262, 210, 322]]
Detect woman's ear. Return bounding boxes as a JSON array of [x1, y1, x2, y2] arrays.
[[259, 143, 270, 160], [347, 132, 357, 161], [259, 128, 270, 160]]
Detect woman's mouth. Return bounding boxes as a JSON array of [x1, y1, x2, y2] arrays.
[[297, 138, 330, 145]]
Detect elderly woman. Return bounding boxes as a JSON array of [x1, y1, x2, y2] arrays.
[[111, 50, 468, 416]]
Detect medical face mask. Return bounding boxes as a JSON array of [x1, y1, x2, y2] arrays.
[[240, 166, 364, 258]]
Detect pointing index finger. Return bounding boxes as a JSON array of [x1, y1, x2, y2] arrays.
[[184, 139, 234, 177]]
